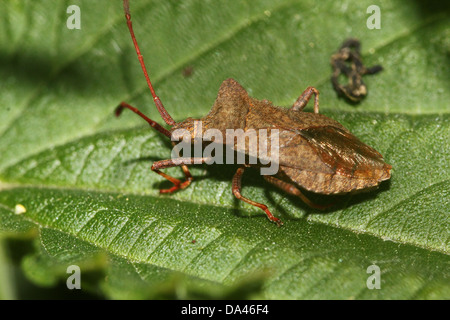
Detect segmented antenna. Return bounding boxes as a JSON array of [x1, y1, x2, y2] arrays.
[[122, 0, 175, 125]]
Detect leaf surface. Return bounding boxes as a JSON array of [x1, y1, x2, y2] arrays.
[[0, 0, 449, 299]]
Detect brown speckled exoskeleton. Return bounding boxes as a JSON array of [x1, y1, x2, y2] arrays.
[[115, 0, 392, 226]]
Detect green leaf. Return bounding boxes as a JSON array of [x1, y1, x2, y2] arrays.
[[0, 0, 449, 299]]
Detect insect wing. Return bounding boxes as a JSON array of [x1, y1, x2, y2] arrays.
[[297, 126, 391, 180]]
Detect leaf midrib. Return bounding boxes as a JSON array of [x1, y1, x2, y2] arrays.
[[1, 180, 448, 255], [0, 109, 448, 254]]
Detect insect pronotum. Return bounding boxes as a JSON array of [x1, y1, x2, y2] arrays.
[[115, 0, 392, 226]]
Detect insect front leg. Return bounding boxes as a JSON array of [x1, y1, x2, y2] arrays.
[[151, 157, 212, 193], [115, 103, 196, 193], [171, 141, 194, 194], [232, 167, 283, 226], [291, 86, 320, 113]]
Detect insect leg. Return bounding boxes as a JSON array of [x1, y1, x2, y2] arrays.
[[263, 176, 332, 210], [171, 141, 194, 194], [151, 157, 212, 194], [232, 167, 283, 226], [291, 86, 320, 114], [115, 103, 195, 193]]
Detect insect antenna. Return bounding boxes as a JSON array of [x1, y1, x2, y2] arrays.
[[121, 0, 175, 126], [115, 102, 172, 138]]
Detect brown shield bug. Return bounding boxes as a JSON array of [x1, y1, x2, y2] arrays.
[[115, 0, 392, 226]]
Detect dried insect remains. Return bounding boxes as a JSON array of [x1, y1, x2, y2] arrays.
[[115, 1, 392, 226], [331, 38, 383, 102]]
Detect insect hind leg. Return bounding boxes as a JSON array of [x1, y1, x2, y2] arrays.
[[263, 175, 332, 210]]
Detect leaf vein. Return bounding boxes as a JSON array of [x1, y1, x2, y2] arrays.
[[365, 179, 449, 229]]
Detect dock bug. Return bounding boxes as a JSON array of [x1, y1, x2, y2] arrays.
[[115, 0, 392, 226]]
